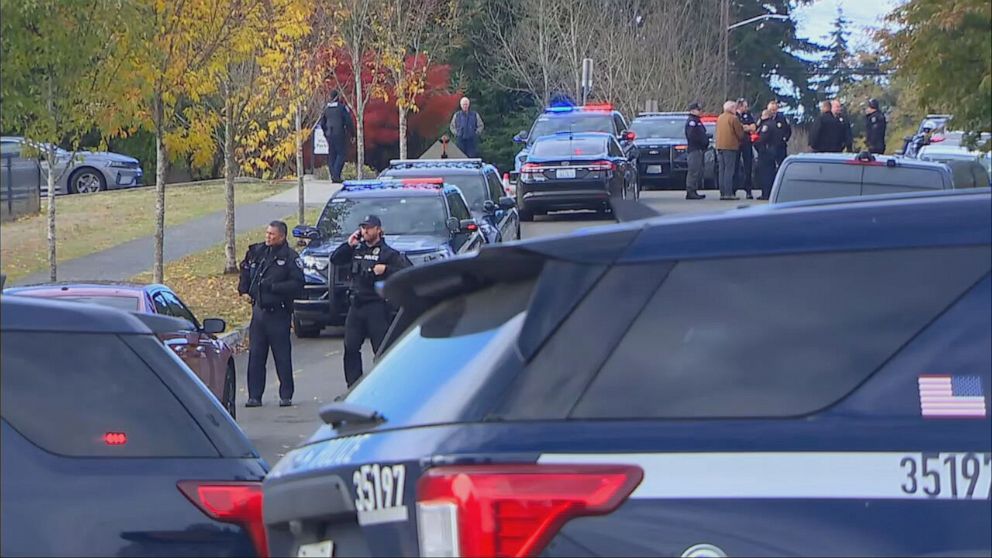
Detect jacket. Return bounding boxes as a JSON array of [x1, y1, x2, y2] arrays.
[[866, 111, 887, 154], [808, 112, 836, 152], [685, 114, 709, 152], [737, 110, 756, 146], [715, 112, 745, 151], [330, 239, 412, 304], [835, 113, 854, 152], [450, 110, 484, 141], [772, 113, 792, 145], [754, 118, 777, 155], [238, 242, 305, 311], [319, 101, 354, 138]]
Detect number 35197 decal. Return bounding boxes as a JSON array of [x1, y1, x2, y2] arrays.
[[353, 463, 408, 526], [900, 453, 991, 499]]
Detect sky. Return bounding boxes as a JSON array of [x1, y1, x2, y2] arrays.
[[793, 0, 901, 52]]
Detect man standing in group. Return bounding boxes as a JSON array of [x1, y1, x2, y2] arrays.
[[716, 100, 746, 201], [767, 100, 791, 167], [754, 109, 777, 200], [238, 221, 305, 408], [865, 98, 887, 154], [684, 101, 708, 200], [832, 100, 854, 153], [331, 215, 411, 388], [734, 98, 757, 199], [318, 90, 355, 183], [808, 101, 836, 153], [450, 97, 484, 158]]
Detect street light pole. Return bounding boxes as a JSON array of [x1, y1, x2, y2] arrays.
[[724, 12, 789, 100]]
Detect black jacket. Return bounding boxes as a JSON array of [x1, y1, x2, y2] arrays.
[[866, 111, 887, 154], [319, 101, 354, 138], [835, 113, 854, 152], [238, 242, 305, 311], [330, 239, 412, 304], [808, 112, 836, 152], [737, 110, 756, 146], [755, 118, 777, 155], [772, 112, 792, 146], [685, 114, 709, 152]]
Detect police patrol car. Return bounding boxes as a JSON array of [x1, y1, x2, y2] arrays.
[[265, 189, 991, 556], [629, 111, 719, 189], [290, 178, 485, 337]]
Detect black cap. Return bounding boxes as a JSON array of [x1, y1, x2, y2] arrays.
[[867, 98, 880, 110], [687, 101, 702, 111], [360, 215, 382, 227]]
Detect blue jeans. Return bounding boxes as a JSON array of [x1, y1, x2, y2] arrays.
[[717, 149, 738, 198]]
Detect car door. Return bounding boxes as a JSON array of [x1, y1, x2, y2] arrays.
[[485, 169, 515, 241], [607, 138, 630, 198], [150, 290, 218, 396], [0, 140, 41, 199], [445, 191, 484, 253]]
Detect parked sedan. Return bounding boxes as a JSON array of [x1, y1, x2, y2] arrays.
[[0, 136, 143, 194], [2, 282, 238, 418]]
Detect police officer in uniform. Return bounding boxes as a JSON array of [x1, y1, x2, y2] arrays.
[[684, 101, 708, 200], [331, 215, 412, 387], [734, 98, 757, 199], [767, 100, 791, 168], [865, 98, 887, 154], [318, 90, 355, 183], [832, 100, 854, 153], [754, 109, 777, 200], [238, 220, 305, 407]]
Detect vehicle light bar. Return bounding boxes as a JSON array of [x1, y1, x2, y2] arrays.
[[389, 158, 483, 167], [341, 179, 443, 191]]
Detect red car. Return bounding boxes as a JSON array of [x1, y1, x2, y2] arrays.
[[4, 282, 239, 418]]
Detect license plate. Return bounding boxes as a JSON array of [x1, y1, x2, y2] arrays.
[[556, 168, 576, 179], [646, 165, 662, 174], [298, 540, 334, 557]]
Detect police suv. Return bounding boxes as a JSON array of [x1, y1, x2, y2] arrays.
[[290, 178, 485, 337], [266, 189, 992, 557], [629, 111, 718, 189]]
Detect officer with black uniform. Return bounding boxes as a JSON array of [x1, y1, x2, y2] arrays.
[[767, 100, 792, 168], [684, 102, 708, 200], [734, 98, 757, 199], [318, 90, 355, 183], [754, 109, 778, 200], [865, 98, 887, 154], [331, 215, 412, 387], [238, 220, 305, 407]]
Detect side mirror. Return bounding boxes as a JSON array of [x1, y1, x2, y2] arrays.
[[460, 219, 479, 233], [513, 131, 529, 144], [622, 131, 636, 142], [292, 225, 321, 241], [446, 217, 461, 233], [202, 318, 226, 335], [498, 196, 516, 210], [482, 200, 497, 214]]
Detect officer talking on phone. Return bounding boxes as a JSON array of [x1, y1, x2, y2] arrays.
[[330, 215, 411, 387]]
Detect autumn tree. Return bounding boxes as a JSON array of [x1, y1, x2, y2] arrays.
[[0, 0, 127, 280]]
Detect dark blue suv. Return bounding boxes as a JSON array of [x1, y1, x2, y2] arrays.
[[2, 296, 269, 557], [264, 190, 991, 557], [291, 178, 485, 337]]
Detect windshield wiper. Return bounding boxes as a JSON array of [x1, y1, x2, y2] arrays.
[[318, 402, 386, 428]]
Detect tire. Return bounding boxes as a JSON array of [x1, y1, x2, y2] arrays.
[[293, 314, 320, 338], [222, 361, 237, 420], [68, 167, 106, 194]]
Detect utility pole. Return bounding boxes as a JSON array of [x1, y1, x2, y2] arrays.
[[581, 58, 593, 105], [722, 0, 730, 101]]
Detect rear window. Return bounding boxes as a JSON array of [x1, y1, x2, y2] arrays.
[[1, 331, 218, 457], [59, 295, 140, 311], [530, 137, 606, 158], [571, 246, 991, 419], [630, 118, 685, 139], [776, 161, 862, 202], [529, 114, 614, 141], [382, 171, 489, 212]]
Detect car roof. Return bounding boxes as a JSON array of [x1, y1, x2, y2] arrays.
[[782, 153, 951, 170], [4, 282, 162, 295], [1, 293, 174, 334], [920, 145, 989, 157], [532, 131, 612, 142]]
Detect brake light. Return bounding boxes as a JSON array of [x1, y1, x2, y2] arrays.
[[103, 432, 127, 445], [521, 163, 542, 172], [585, 160, 616, 171], [178, 481, 268, 558], [674, 145, 687, 151], [416, 464, 642, 558], [401, 177, 444, 185], [930, 135, 945, 143], [466, 223, 478, 232], [582, 103, 613, 111]]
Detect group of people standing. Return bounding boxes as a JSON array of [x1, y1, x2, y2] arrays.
[[808, 98, 888, 155]]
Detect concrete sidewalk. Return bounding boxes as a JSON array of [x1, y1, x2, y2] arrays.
[[264, 176, 341, 205]]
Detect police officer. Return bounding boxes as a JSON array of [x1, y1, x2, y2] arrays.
[[238, 220, 305, 407], [832, 100, 854, 153], [808, 101, 836, 153], [865, 98, 887, 154], [767, 100, 791, 167], [734, 98, 757, 199], [684, 101, 708, 200], [331, 215, 412, 387], [754, 109, 777, 200], [318, 90, 355, 183]]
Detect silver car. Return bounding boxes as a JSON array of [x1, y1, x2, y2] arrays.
[[0, 136, 143, 195]]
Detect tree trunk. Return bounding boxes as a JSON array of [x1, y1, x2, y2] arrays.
[[46, 145, 57, 282], [295, 63, 305, 225], [153, 92, 167, 284], [398, 105, 408, 160], [223, 88, 237, 274], [355, 75, 365, 179]]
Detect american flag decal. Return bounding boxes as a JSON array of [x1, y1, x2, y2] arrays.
[[918, 375, 988, 418]]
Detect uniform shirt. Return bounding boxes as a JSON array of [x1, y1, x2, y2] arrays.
[[330, 239, 412, 304], [835, 113, 854, 152], [755, 119, 777, 154], [866, 111, 887, 153], [772, 112, 792, 146], [737, 110, 756, 146], [684, 114, 709, 152], [238, 242, 305, 311]]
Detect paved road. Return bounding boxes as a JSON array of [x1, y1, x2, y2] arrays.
[[237, 188, 765, 466]]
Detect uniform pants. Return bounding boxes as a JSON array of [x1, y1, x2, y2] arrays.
[[326, 133, 347, 181], [456, 137, 479, 158], [247, 308, 294, 401], [685, 150, 704, 195], [735, 145, 754, 195], [775, 143, 788, 168], [757, 151, 777, 199], [717, 149, 738, 198], [343, 299, 392, 387]]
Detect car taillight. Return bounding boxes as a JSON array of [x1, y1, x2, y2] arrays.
[[416, 464, 642, 558], [521, 163, 542, 173], [585, 160, 616, 171], [178, 481, 268, 557]]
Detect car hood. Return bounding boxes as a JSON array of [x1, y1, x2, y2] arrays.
[[82, 151, 140, 163]]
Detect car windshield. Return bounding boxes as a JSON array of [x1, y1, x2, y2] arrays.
[[317, 196, 448, 237], [630, 118, 686, 139], [529, 114, 614, 143], [530, 137, 606, 158], [59, 295, 140, 311]]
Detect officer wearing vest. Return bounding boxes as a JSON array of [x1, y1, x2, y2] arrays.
[[238, 220, 305, 407], [684, 101, 708, 200], [865, 98, 887, 154], [449, 97, 485, 158], [330, 215, 412, 387], [735, 98, 757, 199], [767, 100, 792, 168], [754, 109, 777, 200], [318, 90, 355, 183]]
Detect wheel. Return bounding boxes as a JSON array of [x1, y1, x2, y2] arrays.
[[69, 167, 106, 194], [222, 361, 237, 420], [293, 314, 320, 338]]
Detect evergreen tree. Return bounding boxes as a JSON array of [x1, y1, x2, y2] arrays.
[[818, 7, 854, 97]]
